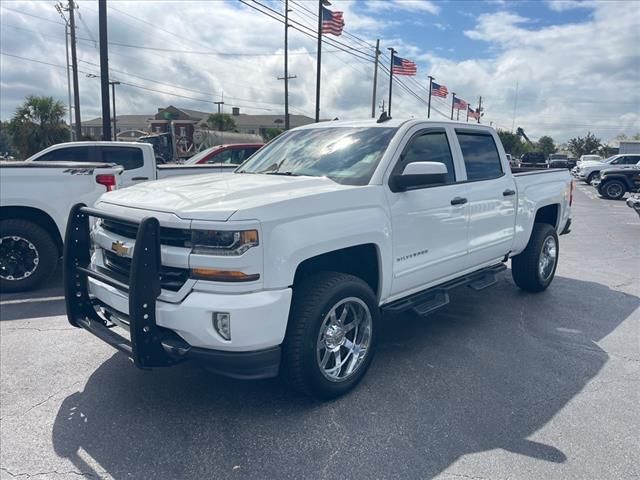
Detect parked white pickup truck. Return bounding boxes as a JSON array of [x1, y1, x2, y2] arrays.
[[26, 141, 230, 188], [0, 161, 123, 292], [64, 119, 573, 398]]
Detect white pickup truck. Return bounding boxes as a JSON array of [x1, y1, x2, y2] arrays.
[[0, 162, 123, 292], [26, 141, 231, 188], [64, 119, 573, 399]]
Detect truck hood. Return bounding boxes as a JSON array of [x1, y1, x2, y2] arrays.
[[98, 173, 353, 221]]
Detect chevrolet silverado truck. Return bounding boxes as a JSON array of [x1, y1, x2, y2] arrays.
[[0, 161, 123, 292], [64, 119, 573, 399], [27, 141, 229, 188]]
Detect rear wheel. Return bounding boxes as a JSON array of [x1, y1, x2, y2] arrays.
[[281, 272, 378, 400], [599, 180, 627, 200], [0, 220, 58, 292], [511, 223, 559, 293]]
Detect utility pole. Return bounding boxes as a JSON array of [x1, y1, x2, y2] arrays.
[[214, 101, 224, 114], [278, 0, 296, 130], [450, 92, 456, 120], [68, 0, 82, 139], [98, 0, 111, 140], [466, 106, 470, 122], [109, 81, 120, 141], [387, 47, 396, 116], [315, 0, 330, 122], [371, 39, 380, 118], [55, 3, 74, 139], [477, 95, 483, 124], [427, 75, 434, 119]]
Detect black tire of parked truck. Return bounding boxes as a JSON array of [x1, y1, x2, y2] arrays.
[[511, 223, 559, 293], [0, 220, 58, 293], [586, 172, 599, 184], [598, 180, 627, 200], [281, 272, 379, 400]]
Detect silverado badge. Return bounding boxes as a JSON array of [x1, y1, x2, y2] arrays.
[[111, 240, 130, 257]]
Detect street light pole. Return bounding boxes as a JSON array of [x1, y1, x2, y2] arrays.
[[109, 81, 120, 141]]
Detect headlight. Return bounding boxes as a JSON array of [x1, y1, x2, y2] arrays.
[[190, 229, 259, 256]]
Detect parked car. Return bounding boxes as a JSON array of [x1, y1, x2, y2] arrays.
[[626, 194, 640, 218], [0, 161, 123, 292], [26, 141, 230, 188], [64, 118, 573, 399], [520, 151, 546, 168], [547, 153, 570, 169], [576, 154, 602, 166], [574, 154, 640, 184], [184, 143, 264, 167], [593, 167, 640, 200], [567, 157, 578, 169]]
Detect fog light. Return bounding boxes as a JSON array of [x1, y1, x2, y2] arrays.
[[213, 312, 231, 341]]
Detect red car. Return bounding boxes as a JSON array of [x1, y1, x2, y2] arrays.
[[184, 143, 264, 167]]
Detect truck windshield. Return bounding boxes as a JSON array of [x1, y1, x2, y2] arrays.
[[237, 127, 397, 185]]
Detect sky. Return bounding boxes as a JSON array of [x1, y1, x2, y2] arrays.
[[1, 0, 639, 143]]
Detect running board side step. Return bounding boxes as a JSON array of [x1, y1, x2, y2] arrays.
[[382, 263, 506, 316]]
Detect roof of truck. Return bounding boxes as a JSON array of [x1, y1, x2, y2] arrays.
[[296, 118, 493, 130]]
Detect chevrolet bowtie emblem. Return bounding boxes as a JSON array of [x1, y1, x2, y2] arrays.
[[111, 240, 130, 257]]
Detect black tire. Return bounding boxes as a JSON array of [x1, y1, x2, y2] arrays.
[[281, 272, 379, 400], [0, 220, 58, 292], [586, 171, 598, 184], [598, 180, 627, 200], [511, 223, 559, 293]]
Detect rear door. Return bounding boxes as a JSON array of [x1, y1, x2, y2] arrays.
[[97, 146, 152, 187], [454, 129, 517, 266], [386, 126, 470, 299]]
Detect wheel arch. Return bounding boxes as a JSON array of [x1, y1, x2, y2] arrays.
[[534, 203, 560, 229], [292, 244, 382, 299], [0, 206, 63, 255]]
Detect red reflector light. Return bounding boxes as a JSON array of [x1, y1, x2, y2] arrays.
[[96, 174, 116, 192]]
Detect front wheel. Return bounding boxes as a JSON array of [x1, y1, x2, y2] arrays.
[[0, 220, 58, 292], [511, 223, 559, 293], [281, 272, 379, 400], [586, 172, 599, 184], [599, 180, 627, 200]]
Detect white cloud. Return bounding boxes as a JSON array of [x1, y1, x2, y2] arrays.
[[546, 0, 595, 12], [365, 0, 440, 15]]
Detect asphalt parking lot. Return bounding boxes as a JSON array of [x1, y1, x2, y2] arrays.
[[1, 185, 638, 480]]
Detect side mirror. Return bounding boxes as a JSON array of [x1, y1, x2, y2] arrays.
[[391, 161, 448, 191]]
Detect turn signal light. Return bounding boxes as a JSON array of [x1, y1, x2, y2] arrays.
[[96, 174, 116, 192], [191, 268, 260, 282]]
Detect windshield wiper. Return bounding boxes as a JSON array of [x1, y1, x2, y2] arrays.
[[264, 171, 299, 176]]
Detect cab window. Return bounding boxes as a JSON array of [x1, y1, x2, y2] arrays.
[[456, 132, 503, 181], [37, 146, 90, 162], [395, 131, 456, 184], [99, 147, 144, 170]]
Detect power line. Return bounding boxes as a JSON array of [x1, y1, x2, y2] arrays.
[[0, 6, 64, 25]]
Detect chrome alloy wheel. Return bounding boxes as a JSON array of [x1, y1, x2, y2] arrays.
[[538, 236, 557, 282], [0, 236, 40, 281], [316, 297, 373, 382]]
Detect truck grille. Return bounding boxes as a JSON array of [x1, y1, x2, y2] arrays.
[[102, 218, 191, 248], [103, 250, 189, 292]]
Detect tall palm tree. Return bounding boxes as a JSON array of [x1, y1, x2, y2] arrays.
[[8, 95, 70, 158]]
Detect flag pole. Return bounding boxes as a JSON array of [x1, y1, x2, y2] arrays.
[[450, 92, 456, 120], [427, 75, 434, 119], [387, 48, 396, 116], [314, 0, 327, 123], [466, 107, 470, 122], [371, 39, 380, 118], [477, 95, 482, 124]]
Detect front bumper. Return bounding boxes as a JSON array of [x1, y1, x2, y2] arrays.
[[63, 204, 290, 379]]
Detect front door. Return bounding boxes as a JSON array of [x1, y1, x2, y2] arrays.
[[386, 127, 470, 300]]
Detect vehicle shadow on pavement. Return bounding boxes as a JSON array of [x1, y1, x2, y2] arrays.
[[50, 274, 639, 480]]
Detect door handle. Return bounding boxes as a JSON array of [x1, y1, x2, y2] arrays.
[[450, 197, 468, 205], [503, 189, 516, 196], [132, 176, 149, 181]]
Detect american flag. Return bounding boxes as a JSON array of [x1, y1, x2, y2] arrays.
[[431, 81, 448, 98], [453, 97, 468, 110], [321, 7, 344, 36], [392, 56, 417, 76], [468, 107, 479, 120]]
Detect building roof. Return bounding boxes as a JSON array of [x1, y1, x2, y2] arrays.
[[232, 114, 315, 128], [81, 114, 153, 126]]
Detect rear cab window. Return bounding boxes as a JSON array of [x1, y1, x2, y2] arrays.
[[99, 147, 144, 170], [456, 131, 503, 181]]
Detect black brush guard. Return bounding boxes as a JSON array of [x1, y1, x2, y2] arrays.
[[64, 203, 179, 368], [63, 203, 281, 378]]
